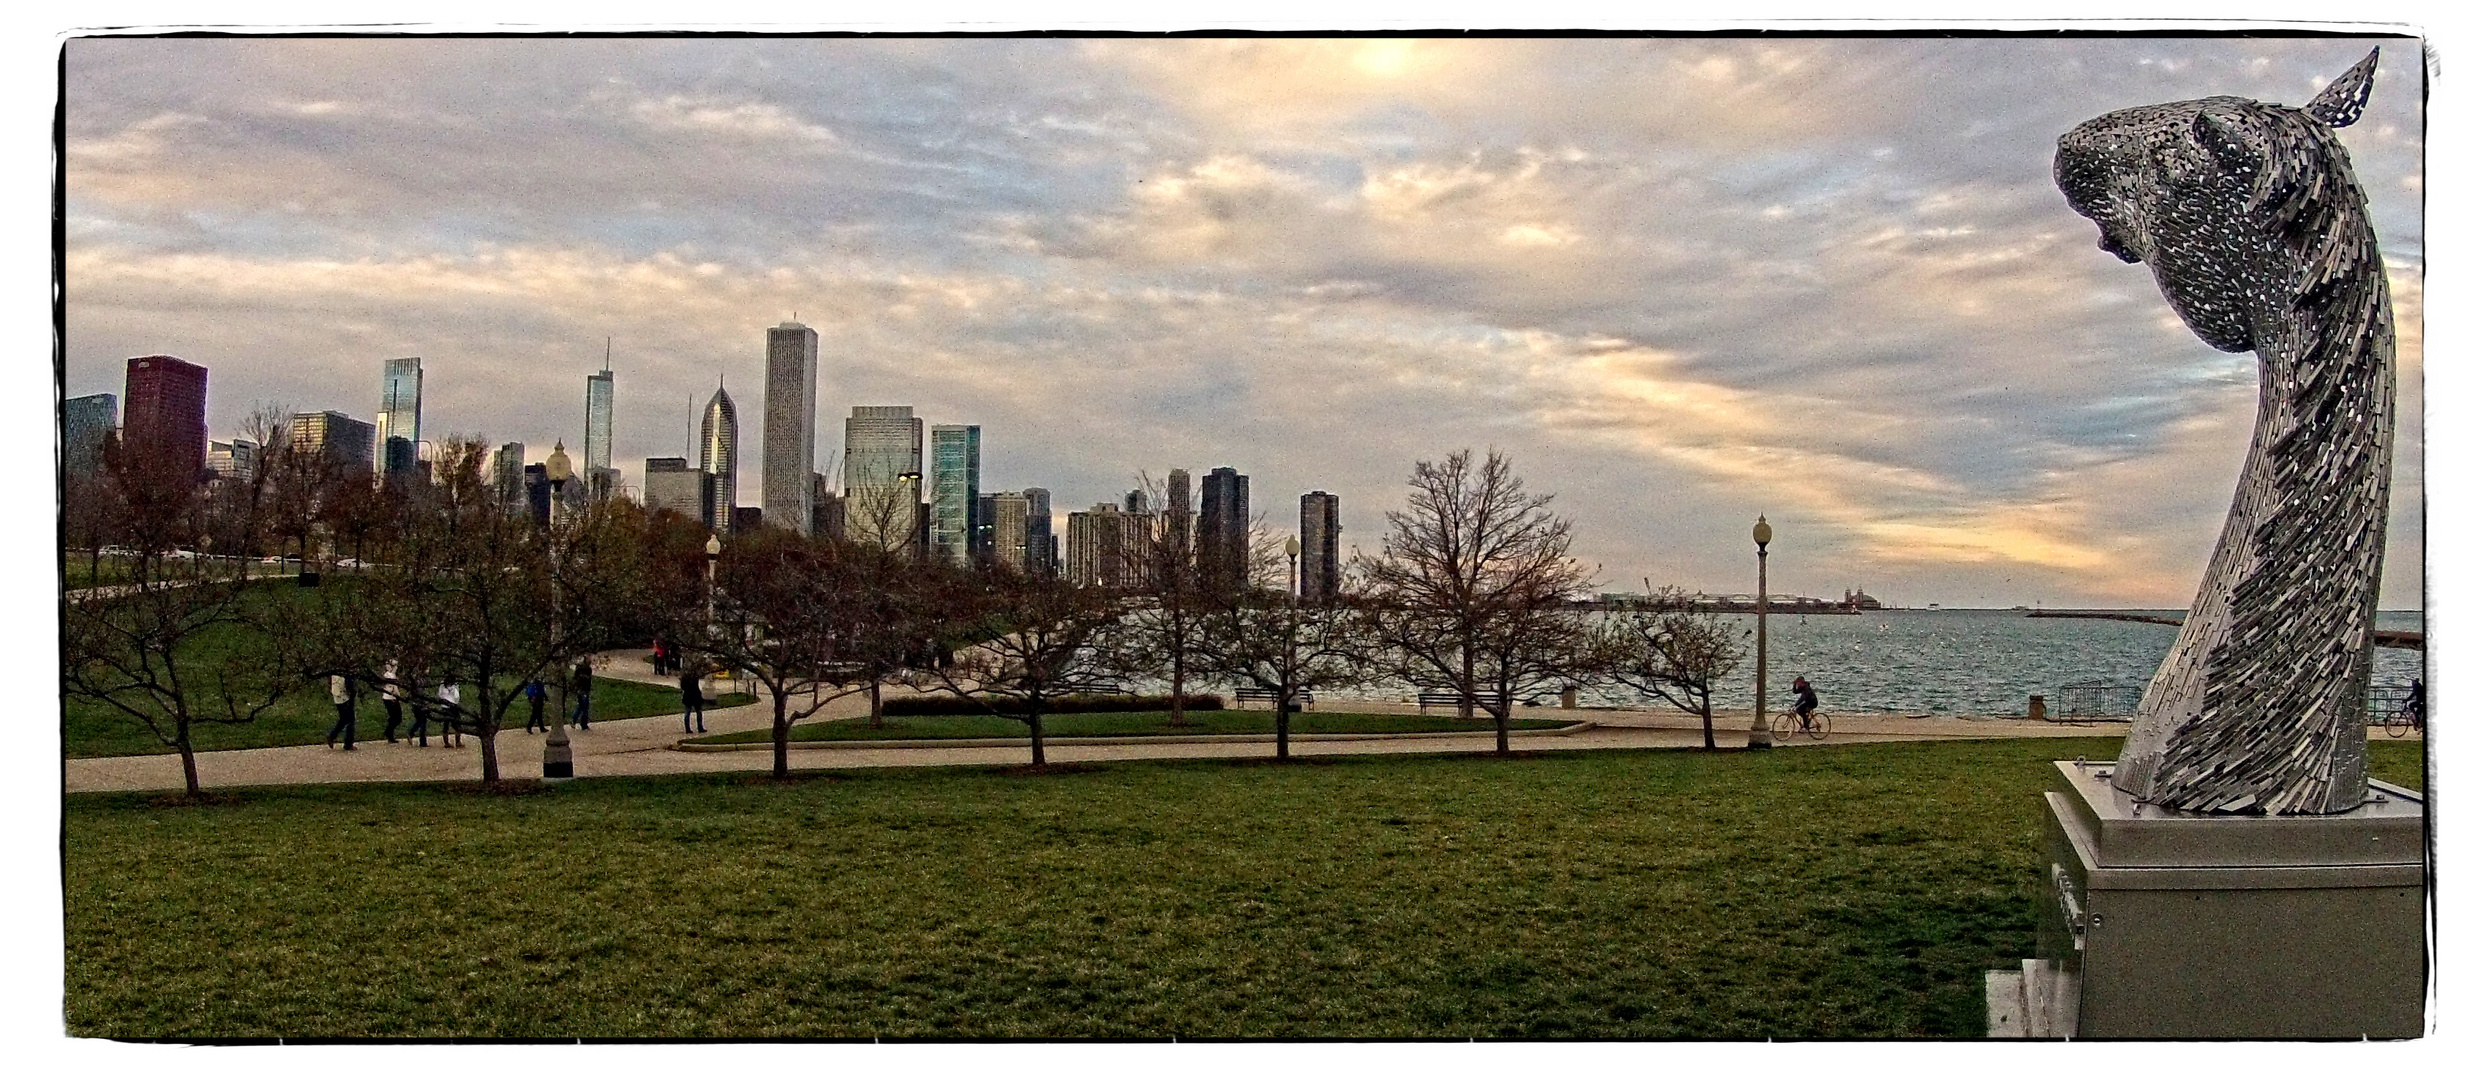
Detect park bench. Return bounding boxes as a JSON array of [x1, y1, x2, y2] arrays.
[[1234, 687, 1313, 708], [1416, 690, 1541, 712]]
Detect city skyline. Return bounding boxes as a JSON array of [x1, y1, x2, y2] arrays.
[[61, 36, 2427, 606]]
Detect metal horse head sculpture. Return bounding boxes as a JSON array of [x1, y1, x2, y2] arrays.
[[2055, 50, 2395, 814]]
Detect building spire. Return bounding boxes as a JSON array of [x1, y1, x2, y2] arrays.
[[603, 336, 611, 374]]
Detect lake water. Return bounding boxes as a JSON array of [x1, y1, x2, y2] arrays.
[[1573, 608, 2425, 717]]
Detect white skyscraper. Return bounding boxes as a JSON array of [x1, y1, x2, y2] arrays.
[[700, 383, 738, 536]]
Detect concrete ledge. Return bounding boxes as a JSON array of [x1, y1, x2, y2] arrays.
[[671, 721, 1598, 753]]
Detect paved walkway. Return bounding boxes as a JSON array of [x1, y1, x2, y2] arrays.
[[64, 649, 2148, 794]]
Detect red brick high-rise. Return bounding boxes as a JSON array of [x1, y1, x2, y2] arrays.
[[121, 355, 208, 478]]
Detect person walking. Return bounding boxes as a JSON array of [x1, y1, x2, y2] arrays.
[[680, 661, 707, 734], [436, 679, 463, 748], [570, 658, 595, 731], [380, 660, 405, 743], [652, 638, 670, 677], [405, 671, 433, 747], [325, 673, 359, 750], [523, 677, 548, 734]]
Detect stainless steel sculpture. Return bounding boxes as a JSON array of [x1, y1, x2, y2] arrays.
[[2054, 50, 2395, 815]]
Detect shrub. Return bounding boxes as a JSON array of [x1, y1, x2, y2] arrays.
[[880, 693, 1224, 717]]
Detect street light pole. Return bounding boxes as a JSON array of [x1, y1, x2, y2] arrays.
[[1751, 515, 1773, 749], [1284, 535, 1301, 600], [543, 443, 575, 781]]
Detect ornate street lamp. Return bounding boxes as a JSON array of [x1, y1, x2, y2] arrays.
[[543, 442, 576, 781], [1750, 515, 1773, 749], [1284, 535, 1301, 600]]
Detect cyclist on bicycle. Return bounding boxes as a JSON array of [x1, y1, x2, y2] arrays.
[[2404, 678, 2425, 729], [1792, 677, 1819, 726]]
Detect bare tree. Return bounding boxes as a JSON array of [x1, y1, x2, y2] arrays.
[[1353, 449, 1597, 754], [912, 570, 1128, 767], [1205, 584, 1366, 761], [1110, 472, 1219, 726], [700, 531, 929, 778], [313, 437, 653, 783], [63, 482, 303, 797], [1589, 586, 1748, 750], [841, 460, 921, 558]]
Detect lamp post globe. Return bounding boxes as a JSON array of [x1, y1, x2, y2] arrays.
[[1284, 535, 1301, 599], [1751, 515, 1773, 749]]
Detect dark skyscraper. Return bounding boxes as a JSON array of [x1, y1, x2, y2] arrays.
[[1299, 491, 1341, 602], [291, 411, 377, 474], [1197, 467, 1250, 593], [1022, 487, 1054, 577], [64, 393, 117, 477], [122, 355, 208, 478], [761, 321, 819, 534]]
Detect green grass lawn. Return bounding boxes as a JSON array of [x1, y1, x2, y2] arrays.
[[65, 675, 755, 758], [685, 708, 1574, 745], [70, 735, 2415, 1039]]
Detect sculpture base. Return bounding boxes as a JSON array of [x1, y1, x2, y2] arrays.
[[2000, 762, 2423, 1038]]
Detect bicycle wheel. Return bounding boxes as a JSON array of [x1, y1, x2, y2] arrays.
[[1807, 713, 1830, 741], [1772, 711, 1798, 742], [2384, 708, 2410, 738]]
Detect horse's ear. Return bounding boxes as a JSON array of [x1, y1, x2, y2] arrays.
[[2305, 47, 2380, 128]]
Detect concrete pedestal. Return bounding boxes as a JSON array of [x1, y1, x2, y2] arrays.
[[2020, 761, 2424, 1038]]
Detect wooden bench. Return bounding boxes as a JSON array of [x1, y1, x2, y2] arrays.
[[1234, 687, 1313, 707]]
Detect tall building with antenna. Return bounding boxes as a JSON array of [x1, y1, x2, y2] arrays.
[[761, 320, 820, 534], [699, 382, 738, 536], [584, 343, 616, 501]]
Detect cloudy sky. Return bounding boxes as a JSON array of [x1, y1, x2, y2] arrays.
[[61, 33, 2425, 608]]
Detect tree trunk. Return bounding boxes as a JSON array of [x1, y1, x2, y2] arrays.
[[773, 691, 792, 779], [869, 680, 885, 727], [1494, 706, 1510, 755], [176, 714, 201, 798], [1699, 692, 1716, 750], [1460, 648, 1476, 721], [478, 720, 500, 782], [1027, 712, 1046, 766], [1170, 652, 1188, 726], [1275, 700, 1291, 761]]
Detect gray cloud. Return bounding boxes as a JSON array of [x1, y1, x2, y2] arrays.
[[63, 35, 2424, 608]]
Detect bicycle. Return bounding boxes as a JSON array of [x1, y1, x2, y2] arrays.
[[1772, 708, 1829, 742], [2382, 704, 2423, 738]]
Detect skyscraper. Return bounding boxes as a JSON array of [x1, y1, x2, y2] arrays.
[[585, 360, 616, 501], [122, 355, 208, 478], [842, 406, 923, 553], [761, 321, 819, 534], [207, 438, 258, 484], [1162, 467, 1194, 572], [987, 491, 1031, 572], [1299, 491, 1341, 601], [376, 357, 422, 478], [700, 383, 739, 536], [1198, 466, 1250, 593], [63, 393, 116, 477], [643, 457, 709, 524], [930, 424, 981, 564], [1022, 487, 1054, 577], [289, 411, 377, 474], [491, 442, 528, 511]]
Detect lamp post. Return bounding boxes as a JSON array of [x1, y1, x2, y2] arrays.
[[543, 444, 575, 781], [1750, 515, 1773, 749], [705, 533, 722, 628], [1284, 535, 1301, 600]]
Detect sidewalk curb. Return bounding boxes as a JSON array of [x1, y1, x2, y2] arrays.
[[670, 720, 1600, 753]]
